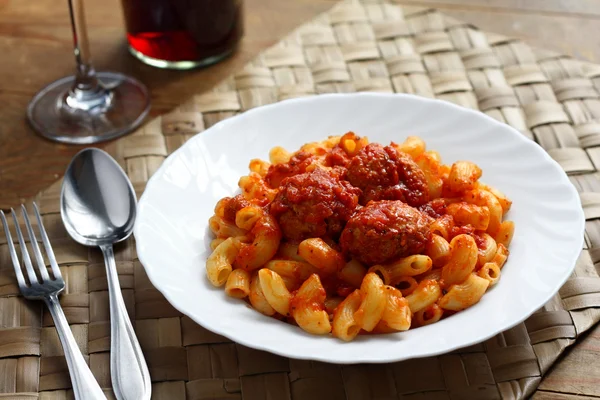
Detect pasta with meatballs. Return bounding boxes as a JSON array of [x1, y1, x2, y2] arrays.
[[205, 132, 514, 341]]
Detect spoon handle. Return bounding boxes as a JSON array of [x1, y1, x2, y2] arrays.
[[101, 244, 152, 400]]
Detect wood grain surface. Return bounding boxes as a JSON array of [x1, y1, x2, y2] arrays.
[[1, 0, 600, 398]]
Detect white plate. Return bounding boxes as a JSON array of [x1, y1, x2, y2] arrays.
[[134, 93, 584, 363]]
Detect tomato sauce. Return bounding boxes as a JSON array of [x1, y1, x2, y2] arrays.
[[449, 225, 486, 248], [265, 151, 315, 188]]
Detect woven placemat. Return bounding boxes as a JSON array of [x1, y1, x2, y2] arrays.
[[2, 0, 599, 398]]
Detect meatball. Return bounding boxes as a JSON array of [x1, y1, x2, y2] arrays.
[[270, 168, 361, 241], [346, 143, 399, 189], [346, 144, 429, 207], [395, 152, 429, 206], [265, 151, 315, 188], [362, 184, 406, 205], [340, 200, 432, 266]]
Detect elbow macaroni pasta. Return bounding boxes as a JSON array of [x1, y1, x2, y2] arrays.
[[368, 265, 391, 285], [206, 237, 241, 287], [439, 274, 490, 311], [463, 188, 503, 235], [447, 161, 482, 194], [269, 146, 292, 165], [446, 203, 490, 231], [430, 215, 454, 240], [290, 274, 332, 335], [249, 272, 276, 316], [441, 234, 478, 287], [258, 269, 291, 316], [406, 279, 442, 313], [414, 303, 443, 327], [393, 136, 425, 159], [332, 290, 362, 341], [477, 233, 497, 267], [225, 269, 251, 298], [427, 234, 451, 267], [249, 158, 270, 177], [234, 212, 282, 271], [264, 259, 317, 281], [395, 276, 418, 296], [415, 151, 444, 199], [298, 238, 345, 275], [383, 255, 433, 283], [375, 286, 412, 332], [338, 259, 368, 288], [205, 134, 514, 341], [353, 272, 387, 332]]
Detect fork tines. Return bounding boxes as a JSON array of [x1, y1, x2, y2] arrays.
[[0, 203, 64, 294]]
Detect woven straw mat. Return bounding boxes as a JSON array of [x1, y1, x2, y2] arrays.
[[2, 0, 600, 399]]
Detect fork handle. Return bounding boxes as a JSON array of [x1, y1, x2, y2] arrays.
[[101, 244, 151, 400], [45, 294, 106, 400]]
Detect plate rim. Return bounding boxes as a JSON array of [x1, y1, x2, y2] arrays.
[[134, 92, 585, 363]]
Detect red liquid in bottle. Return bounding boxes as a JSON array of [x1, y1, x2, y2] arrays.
[[121, 0, 243, 65]]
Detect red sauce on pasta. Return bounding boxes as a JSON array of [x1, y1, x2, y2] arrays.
[[266, 139, 436, 266], [449, 224, 475, 238], [324, 146, 352, 168], [449, 225, 486, 248], [321, 276, 355, 298], [418, 199, 447, 219], [208, 132, 514, 340], [221, 194, 250, 223], [258, 138, 491, 267], [265, 151, 315, 188], [473, 233, 487, 249]]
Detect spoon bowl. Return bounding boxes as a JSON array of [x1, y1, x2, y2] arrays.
[[61, 148, 137, 247]]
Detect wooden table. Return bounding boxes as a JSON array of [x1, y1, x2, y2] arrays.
[[1, 0, 599, 398]]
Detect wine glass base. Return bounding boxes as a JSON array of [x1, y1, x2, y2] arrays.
[[27, 72, 150, 145]]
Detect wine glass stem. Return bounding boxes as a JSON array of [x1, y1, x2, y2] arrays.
[[67, 0, 100, 93]]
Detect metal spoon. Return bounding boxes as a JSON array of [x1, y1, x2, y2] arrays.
[[61, 148, 151, 400]]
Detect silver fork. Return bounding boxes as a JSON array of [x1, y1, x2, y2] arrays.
[[1, 204, 106, 400]]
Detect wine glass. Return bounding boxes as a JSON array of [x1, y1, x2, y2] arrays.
[[27, 0, 150, 144]]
